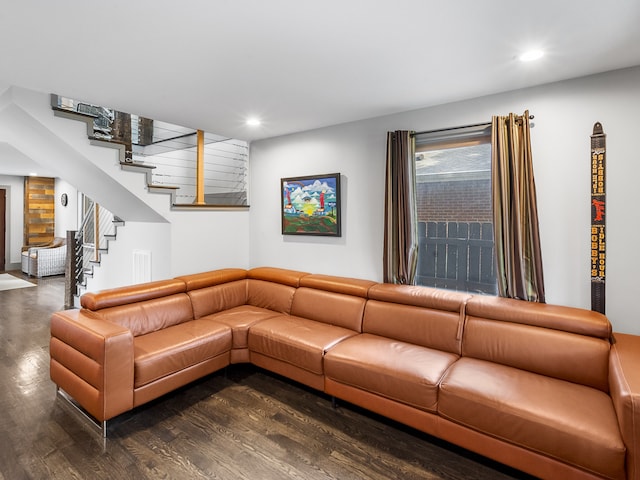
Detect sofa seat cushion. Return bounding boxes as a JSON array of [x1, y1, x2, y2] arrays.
[[248, 315, 357, 375], [324, 333, 459, 413], [439, 357, 626, 480], [134, 319, 232, 388], [202, 305, 282, 349]]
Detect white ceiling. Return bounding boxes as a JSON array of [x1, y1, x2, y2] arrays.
[[1, 0, 640, 144]]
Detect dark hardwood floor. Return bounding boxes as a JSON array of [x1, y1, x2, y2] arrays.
[[0, 272, 534, 479]]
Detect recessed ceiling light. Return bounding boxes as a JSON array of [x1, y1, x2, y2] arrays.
[[29, 172, 38, 176], [246, 117, 261, 126], [519, 50, 544, 62]]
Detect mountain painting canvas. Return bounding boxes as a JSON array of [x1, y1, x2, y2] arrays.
[[281, 173, 341, 236]]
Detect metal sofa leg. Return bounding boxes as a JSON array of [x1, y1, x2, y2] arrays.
[[56, 387, 108, 437]]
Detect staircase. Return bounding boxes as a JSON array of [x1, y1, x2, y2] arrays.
[[49, 93, 253, 300], [1, 85, 251, 295], [50, 94, 249, 208]]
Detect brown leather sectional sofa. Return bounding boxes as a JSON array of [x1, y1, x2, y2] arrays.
[[49, 267, 640, 480]]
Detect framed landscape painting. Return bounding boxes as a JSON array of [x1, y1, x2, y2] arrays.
[[281, 173, 341, 236]]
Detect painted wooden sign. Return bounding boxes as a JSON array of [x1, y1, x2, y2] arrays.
[[590, 122, 606, 314]]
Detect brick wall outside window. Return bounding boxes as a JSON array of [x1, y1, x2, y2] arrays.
[[416, 179, 491, 223]]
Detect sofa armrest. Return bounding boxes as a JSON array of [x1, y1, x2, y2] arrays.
[[609, 332, 640, 480], [50, 309, 134, 422]]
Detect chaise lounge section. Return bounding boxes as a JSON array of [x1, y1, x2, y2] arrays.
[[49, 267, 640, 480]]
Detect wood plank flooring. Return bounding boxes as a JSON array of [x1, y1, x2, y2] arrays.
[[0, 273, 534, 479]]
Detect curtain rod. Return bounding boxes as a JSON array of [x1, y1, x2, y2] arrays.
[[411, 114, 534, 137]]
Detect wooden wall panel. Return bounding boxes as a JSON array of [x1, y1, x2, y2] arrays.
[[24, 176, 55, 247]]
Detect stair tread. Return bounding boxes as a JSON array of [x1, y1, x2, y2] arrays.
[[120, 161, 156, 170]]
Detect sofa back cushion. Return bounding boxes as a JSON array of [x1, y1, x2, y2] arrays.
[[188, 280, 248, 319], [176, 268, 247, 291], [363, 301, 462, 354], [179, 268, 302, 317], [96, 293, 194, 337], [81, 279, 186, 311], [291, 288, 366, 332], [248, 266, 309, 287], [365, 284, 470, 354], [247, 279, 297, 314], [290, 274, 376, 332], [79, 279, 193, 337], [462, 295, 612, 392], [299, 273, 376, 298]]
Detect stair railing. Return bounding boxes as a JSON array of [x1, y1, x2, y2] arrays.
[[65, 200, 118, 305], [75, 201, 95, 295]]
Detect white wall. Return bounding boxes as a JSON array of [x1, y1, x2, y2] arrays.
[[250, 66, 640, 335], [250, 123, 385, 281], [54, 177, 78, 238], [169, 209, 251, 277], [83, 221, 172, 292], [78, 209, 250, 293], [0, 175, 24, 268]]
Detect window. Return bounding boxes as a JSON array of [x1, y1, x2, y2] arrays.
[[414, 126, 497, 295]]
